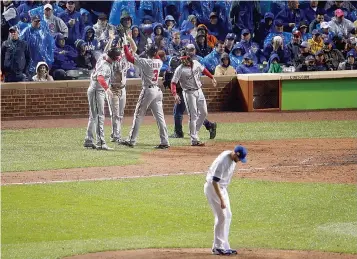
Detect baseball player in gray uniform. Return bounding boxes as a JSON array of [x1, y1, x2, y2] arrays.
[[204, 145, 247, 255], [104, 34, 137, 143], [83, 47, 121, 150], [170, 53, 217, 146], [119, 35, 170, 149]]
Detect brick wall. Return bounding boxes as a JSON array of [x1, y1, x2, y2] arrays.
[[1, 76, 240, 119]]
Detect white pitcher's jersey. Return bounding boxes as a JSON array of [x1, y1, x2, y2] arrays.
[[111, 55, 131, 89], [206, 151, 237, 188], [90, 55, 113, 90], [134, 54, 163, 87], [171, 60, 205, 91]]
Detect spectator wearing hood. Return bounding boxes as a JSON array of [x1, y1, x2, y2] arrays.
[[74, 39, 96, 70], [266, 54, 282, 73], [248, 42, 267, 65], [236, 53, 260, 74], [254, 12, 275, 48], [16, 12, 31, 31], [338, 50, 357, 70], [43, 4, 68, 38], [308, 29, 324, 54], [264, 19, 292, 47], [168, 31, 184, 57], [293, 41, 313, 67], [20, 15, 55, 75], [197, 24, 217, 49], [287, 30, 302, 62], [52, 33, 77, 78], [109, 0, 137, 26], [263, 35, 291, 65], [315, 50, 334, 71], [58, 1, 83, 46], [229, 43, 245, 70], [164, 15, 178, 40], [309, 9, 327, 34], [224, 33, 236, 54], [152, 23, 169, 44], [138, 1, 164, 26], [204, 12, 227, 41], [202, 40, 225, 74], [32, 61, 53, 81], [80, 8, 93, 28], [194, 30, 212, 57], [1, 26, 30, 82], [187, 14, 198, 38], [154, 35, 168, 55], [180, 20, 195, 47], [296, 54, 317, 71], [17, 0, 37, 16], [163, 1, 180, 25], [82, 26, 99, 52], [275, 0, 306, 32], [328, 9, 356, 39], [229, 1, 261, 36], [322, 38, 345, 70], [214, 53, 236, 76], [119, 12, 133, 35]]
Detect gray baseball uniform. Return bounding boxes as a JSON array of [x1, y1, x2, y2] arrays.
[[124, 54, 169, 146], [106, 54, 131, 142], [84, 55, 113, 147], [171, 60, 208, 144]]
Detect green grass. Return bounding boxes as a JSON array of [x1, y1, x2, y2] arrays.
[[2, 176, 357, 259], [2, 120, 356, 172]]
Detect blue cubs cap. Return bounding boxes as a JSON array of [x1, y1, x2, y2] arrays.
[[241, 29, 250, 35], [274, 19, 283, 27], [243, 53, 253, 60], [234, 145, 247, 163]]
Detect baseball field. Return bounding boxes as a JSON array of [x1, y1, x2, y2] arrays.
[[1, 111, 357, 259]]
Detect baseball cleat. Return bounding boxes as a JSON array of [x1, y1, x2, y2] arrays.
[[209, 122, 217, 139], [154, 144, 170, 149], [227, 249, 237, 255], [110, 137, 120, 142], [119, 140, 134, 148], [212, 248, 231, 255], [191, 141, 205, 147], [83, 140, 97, 149], [169, 132, 184, 138], [96, 144, 113, 151]]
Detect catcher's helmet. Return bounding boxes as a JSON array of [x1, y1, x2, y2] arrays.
[[107, 47, 121, 60], [145, 44, 159, 58]]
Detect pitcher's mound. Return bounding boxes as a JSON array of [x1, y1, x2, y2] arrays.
[[64, 248, 357, 259]]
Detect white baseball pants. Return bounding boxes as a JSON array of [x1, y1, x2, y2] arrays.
[[127, 87, 169, 146], [183, 88, 208, 144], [106, 88, 126, 141], [204, 182, 232, 250], [85, 87, 107, 146]]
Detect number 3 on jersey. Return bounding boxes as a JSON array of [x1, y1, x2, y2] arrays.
[[152, 69, 159, 82]]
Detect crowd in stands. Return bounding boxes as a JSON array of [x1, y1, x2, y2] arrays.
[[1, 0, 357, 83]]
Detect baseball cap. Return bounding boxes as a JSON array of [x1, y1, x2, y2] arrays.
[[320, 22, 330, 29], [243, 53, 253, 60], [293, 30, 302, 38], [241, 29, 250, 35], [185, 44, 195, 50], [209, 12, 218, 19], [315, 50, 324, 56], [44, 3, 52, 10], [9, 25, 19, 32], [226, 33, 236, 40], [306, 55, 315, 61], [31, 15, 41, 21], [324, 38, 332, 44], [300, 41, 310, 48], [298, 21, 308, 29], [98, 13, 108, 20], [335, 9, 344, 17], [312, 29, 320, 35], [347, 51, 355, 57], [234, 145, 247, 163], [274, 19, 283, 27]]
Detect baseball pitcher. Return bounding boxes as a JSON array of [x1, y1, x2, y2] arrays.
[[204, 145, 247, 255], [83, 47, 121, 150], [119, 35, 170, 149], [170, 52, 217, 146]]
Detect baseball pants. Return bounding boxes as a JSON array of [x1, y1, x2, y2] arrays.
[[182, 88, 208, 144], [106, 88, 126, 141], [85, 87, 107, 147], [204, 182, 232, 251], [127, 87, 169, 146]]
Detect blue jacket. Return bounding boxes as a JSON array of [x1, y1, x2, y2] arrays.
[[229, 1, 260, 32], [179, 1, 202, 25], [58, 9, 83, 46], [16, 2, 37, 16], [205, 19, 227, 42], [229, 43, 245, 69], [202, 49, 222, 74], [254, 12, 275, 48], [160, 55, 171, 73], [180, 20, 195, 47], [236, 63, 260, 74], [301, 32, 312, 42], [275, 7, 306, 32], [80, 8, 93, 28], [264, 31, 292, 47], [304, 7, 325, 24], [248, 43, 266, 64], [138, 1, 164, 25], [20, 25, 55, 74], [240, 39, 258, 55], [81, 26, 99, 51], [53, 34, 77, 70], [213, 1, 232, 32], [264, 53, 280, 73], [109, 0, 137, 26], [29, 3, 64, 18], [263, 44, 291, 65]]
